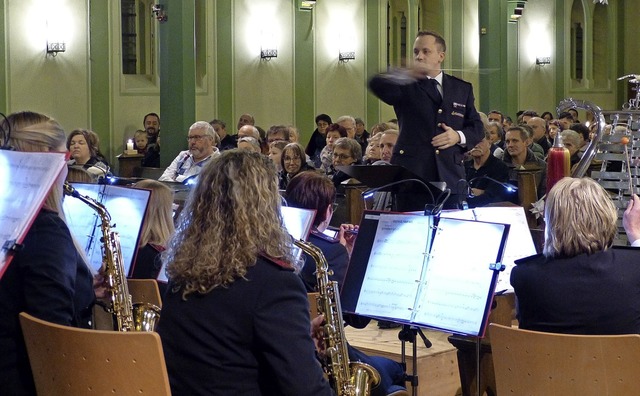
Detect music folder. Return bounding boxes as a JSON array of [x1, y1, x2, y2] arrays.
[[341, 211, 509, 337]]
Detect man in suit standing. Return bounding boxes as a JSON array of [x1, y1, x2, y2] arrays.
[[369, 31, 484, 210]]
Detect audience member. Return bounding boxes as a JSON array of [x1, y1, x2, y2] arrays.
[[487, 110, 504, 125], [557, 111, 574, 130], [279, 142, 315, 190], [157, 150, 333, 395], [518, 110, 538, 124], [319, 123, 347, 175], [130, 179, 175, 296], [159, 121, 220, 183], [486, 121, 505, 157], [305, 113, 332, 167], [568, 108, 580, 123], [0, 111, 95, 395], [237, 136, 262, 153], [364, 133, 382, 164], [267, 125, 290, 144], [210, 119, 236, 151], [268, 140, 288, 173], [330, 137, 362, 189], [527, 116, 552, 155], [548, 120, 562, 141], [336, 115, 357, 139], [237, 124, 260, 142], [354, 117, 370, 154], [512, 177, 640, 335], [540, 111, 554, 122], [236, 113, 255, 132], [134, 129, 148, 153], [66, 129, 110, 179], [143, 112, 161, 167], [520, 124, 545, 161], [379, 129, 399, 163], [560, 130, 582, 167], [502, 125, 547, 199], [464, 135, 511, 207]]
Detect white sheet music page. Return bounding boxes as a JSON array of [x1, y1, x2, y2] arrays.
[[442, 206, 536, 293], [355, 214, 432, 320], [63, 184, 151, 276], [412, 218, 506, 335], [0, 151, 67, 278]]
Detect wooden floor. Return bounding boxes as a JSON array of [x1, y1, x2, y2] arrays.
[[345, 321, 461, 396]]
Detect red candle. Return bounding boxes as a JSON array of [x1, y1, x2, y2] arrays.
[[546, 136, 570, 193]]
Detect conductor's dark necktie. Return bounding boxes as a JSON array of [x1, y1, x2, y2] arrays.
[[428, 78, 442, 105]]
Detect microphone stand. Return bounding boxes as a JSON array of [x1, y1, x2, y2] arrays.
[[398, 324, 432, 396]]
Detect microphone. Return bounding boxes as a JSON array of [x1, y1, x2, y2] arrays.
[[467, 176, 518, 195], [361, 178, 450, 216]]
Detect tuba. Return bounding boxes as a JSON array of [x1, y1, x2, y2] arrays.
[[64, 182, 161, 332], [294, 239, 380, 396]]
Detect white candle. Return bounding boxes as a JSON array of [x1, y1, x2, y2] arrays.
[[126, 139, 134, 151]]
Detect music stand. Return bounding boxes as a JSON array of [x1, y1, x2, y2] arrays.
[[335, 165, 447, 212]]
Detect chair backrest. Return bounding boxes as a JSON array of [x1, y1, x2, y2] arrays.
[[128, 278, 163, 308], [19, 312, 171, 396], [490, 323, 640, 395], [134, 166, 165, 179]]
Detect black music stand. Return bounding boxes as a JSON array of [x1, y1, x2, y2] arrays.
[[335, 165, 447, 212]]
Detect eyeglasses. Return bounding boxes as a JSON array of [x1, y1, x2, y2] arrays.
[[283, 156, 301, 162], [332, 153, 352, 160], [187, 135, 206, 141]]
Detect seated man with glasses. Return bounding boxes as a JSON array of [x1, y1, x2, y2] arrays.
[[330, 137, 362, 190], [159, 121, 220, 183]]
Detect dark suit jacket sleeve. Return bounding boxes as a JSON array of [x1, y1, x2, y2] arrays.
[[253, 270, 334, 396], [368, 73, 407, 105], [19, 212, 87, 326]]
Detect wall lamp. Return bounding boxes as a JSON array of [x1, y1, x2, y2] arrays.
[[536, 57, 551, 66], [508, 0, 527, 22], [299, 1, 317, 10], [46, 41, 66, 55], [339, 51, 356, 62], [261, 48, 278, 60]]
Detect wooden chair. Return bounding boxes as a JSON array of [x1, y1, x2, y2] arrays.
[[128, 278, 162, 308], [93, 279, 162, 330], [19, 312, 171, 395], [490, 323, 640, 395]]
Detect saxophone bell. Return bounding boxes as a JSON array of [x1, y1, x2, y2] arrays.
[[294, 239, 380, 396]]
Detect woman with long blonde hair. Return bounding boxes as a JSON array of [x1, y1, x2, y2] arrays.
[[130, 179, 175, 282], [0, 111, 95, 395], [157, 150, 332, 395]]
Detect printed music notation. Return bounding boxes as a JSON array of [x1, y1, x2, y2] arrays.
[[63, 183, 151, 276], [353, 213, 508, 337], [0, 151, 68, 279], [441, 206, 537, 292]]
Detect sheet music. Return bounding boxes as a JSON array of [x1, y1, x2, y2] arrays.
[[412, 218, 506, 335], [441, 207, 536, 292], [355, 214, 432, 320], [63, 184, 150, 276], [0, 151, 67, 278]]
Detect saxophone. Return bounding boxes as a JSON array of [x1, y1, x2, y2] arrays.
[[294, 239, 380, 396], [63, 182, 161, 332]]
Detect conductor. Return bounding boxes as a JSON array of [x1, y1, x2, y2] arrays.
[[369, 31, 484, 210]]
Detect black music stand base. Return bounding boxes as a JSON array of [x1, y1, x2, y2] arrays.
[[398, 325, 432, 396]]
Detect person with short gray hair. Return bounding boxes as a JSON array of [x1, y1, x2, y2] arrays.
[[159, 121, 220, 182]]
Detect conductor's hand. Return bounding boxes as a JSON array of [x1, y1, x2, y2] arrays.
[[339, 224, 359, 257], [431, 124, 461, 150], [624, 194, 640, 244]]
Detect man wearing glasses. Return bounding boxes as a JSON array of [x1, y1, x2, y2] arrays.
[[159, 121, 220, 183]]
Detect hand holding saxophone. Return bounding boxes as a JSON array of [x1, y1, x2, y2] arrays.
[[311, 314, 327, 357]]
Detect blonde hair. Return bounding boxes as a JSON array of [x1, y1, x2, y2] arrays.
[[163, 150, 295, 298], [2, 111, 66, 212], [544, 177, 617, 258], [135, 179, 175, 247]]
